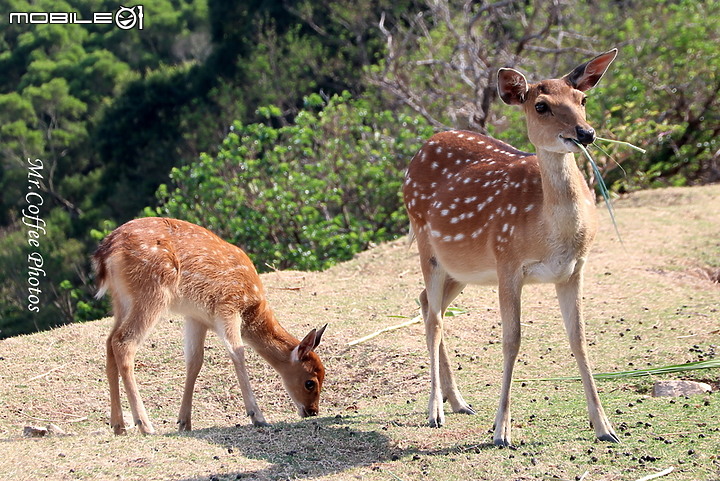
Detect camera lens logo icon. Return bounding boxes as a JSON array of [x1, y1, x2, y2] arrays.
[[115, 5, 143, 30]]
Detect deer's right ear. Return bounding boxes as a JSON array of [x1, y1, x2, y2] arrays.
[[497, 68, 528, 105]]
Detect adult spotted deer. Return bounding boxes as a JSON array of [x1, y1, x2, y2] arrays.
[[93, 217, 327, 435], [403, 49, 620, 446]]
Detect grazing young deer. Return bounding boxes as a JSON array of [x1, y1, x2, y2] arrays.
[[93, 217, 327, 435], [403, 49, 620, 446]]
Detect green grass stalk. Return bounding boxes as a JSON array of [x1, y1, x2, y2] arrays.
[[517, 359, 720, 382]]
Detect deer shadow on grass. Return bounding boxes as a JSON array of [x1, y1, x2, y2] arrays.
[[174, 415, 393, 480]]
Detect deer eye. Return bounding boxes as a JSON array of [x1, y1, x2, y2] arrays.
[[305, 380, 316, 391], [581, 97, 587, 107], [535, 102, 550, 114]]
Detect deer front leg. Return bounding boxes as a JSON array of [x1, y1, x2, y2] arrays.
[[493, 274, 523, 447], [222, 326, 270, 427], [556, 268, 619, 443], [178, 318, 207, 432]]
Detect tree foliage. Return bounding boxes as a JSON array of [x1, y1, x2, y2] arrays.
[[370, 0, 720, 187], [1, 0, 718, 337]]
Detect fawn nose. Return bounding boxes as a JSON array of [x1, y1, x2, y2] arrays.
[[576, 126, 595, 145]]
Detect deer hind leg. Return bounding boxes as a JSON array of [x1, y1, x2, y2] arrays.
[[556, 268, 619, 443], [177, 317, 207, 432], [418, 245, 469, 427], [436, 278, 474, 415], [106, 314, 126, 435], [108, 299, 165, 435], [493, 271, 523, 447], [107, 296, 134, 435], [220, 321, 269, 427]]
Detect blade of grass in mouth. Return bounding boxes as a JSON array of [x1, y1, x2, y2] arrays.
[[594, 136, 647, 154], [573, 140, 624, 246]]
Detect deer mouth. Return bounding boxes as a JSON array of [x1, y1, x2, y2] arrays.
[[559, 136, 582, 152], [298, 406, 318, 418]]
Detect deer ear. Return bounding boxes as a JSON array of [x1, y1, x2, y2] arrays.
[[563, 48, 617, 92], [497, 68, 528, 105], [293, 324, 328, 362]]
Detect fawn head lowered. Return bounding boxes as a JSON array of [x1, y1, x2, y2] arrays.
[[283, 324, 327, 417]]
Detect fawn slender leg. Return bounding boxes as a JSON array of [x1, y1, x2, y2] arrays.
[[493, 270, 523, 447], [109, 299, 166, 435], [221, 322, 270, 427], [106, 318, 125, 435], [177, 317, 207, 432], [556, 265, 619, 443]]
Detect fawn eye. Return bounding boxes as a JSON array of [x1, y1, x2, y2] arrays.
[[581, 97, 587, 107], [535, 102, 550, 114], [305, 380, 316, 391]]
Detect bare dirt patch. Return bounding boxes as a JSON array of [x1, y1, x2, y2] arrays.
[[1, 184, 719, 480]]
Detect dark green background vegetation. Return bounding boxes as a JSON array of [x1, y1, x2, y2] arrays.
[[1, 0, 718, 337]]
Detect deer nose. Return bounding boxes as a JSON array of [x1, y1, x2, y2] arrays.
[[576, 126, 595, 145], [299, 406, 318, 417]]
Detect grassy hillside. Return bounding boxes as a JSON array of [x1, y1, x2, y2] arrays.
[[1, 185, 718, 481]]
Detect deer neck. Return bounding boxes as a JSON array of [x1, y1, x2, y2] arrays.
[[536, 148, 597, 244], [241, 301, 297, 370]]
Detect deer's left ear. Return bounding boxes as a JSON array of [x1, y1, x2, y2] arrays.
[[563, 48, 618, 92], [292, 324, 328, 362]]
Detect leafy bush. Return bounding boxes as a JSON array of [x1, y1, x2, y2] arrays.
[[151, 92, 433, 271]]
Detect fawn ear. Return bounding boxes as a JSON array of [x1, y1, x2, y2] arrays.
[[563, 48, 617, 92], [497, 68, 528, 105], [293, 324, 328, 362]]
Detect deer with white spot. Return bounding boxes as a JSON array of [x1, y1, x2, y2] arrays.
[[93, 217, 327, 435], [403, 49, 620, 446]]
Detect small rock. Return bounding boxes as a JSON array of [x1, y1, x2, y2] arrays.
[[23, 423, 69, 437], [652, 380, 712, 397], [23, 426, 48, 437]]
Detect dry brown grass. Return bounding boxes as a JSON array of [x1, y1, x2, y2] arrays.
[[1, 184, 719, 480]]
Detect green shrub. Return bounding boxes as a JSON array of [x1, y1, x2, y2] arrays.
[[151, 92, 434, 271]]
